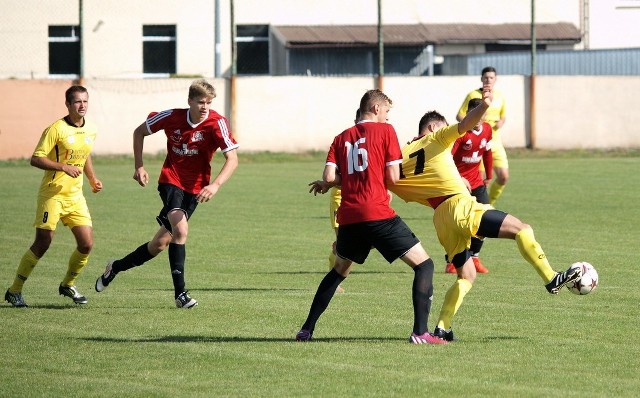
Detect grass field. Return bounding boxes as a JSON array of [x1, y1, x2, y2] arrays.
[[1, 152, 639, 397]]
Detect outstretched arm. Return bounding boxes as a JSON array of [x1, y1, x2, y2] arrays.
[[458, 85, 493, 134]]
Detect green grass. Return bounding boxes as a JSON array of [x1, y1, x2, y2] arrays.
[[1, 152, 639, 397]]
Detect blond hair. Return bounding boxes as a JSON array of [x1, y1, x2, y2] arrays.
[[188, 79, 216, 99], [359, 89, 392, 115]]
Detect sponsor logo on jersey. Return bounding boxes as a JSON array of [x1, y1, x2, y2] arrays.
[[172, 143, 199, 156], [462, 139, 472, 151], [171, 130, 182, 143]]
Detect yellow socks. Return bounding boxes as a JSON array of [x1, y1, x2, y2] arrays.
[[9, 249, 40, 293], [489, 181, 506, 206], [515, 228, 556, 283], [61, 249, 90, 287], [437, 278, 473, 330]]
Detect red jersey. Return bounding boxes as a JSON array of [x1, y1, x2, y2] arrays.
[[451, 122, 493, 189], [146, 108, 239, 194], [326, 121, 402, 225]]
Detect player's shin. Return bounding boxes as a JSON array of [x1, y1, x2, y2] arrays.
[[515, 228, 556, 283], [437, 278, 472, 330], [62, 249, 89, 287]]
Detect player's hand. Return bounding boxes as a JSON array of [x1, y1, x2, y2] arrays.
[[482, 84, 493, 106], [483, 178, 492, 187], [308, 180, 330, 195], [133, 167, 150, 187], [462, 177, 472, 193], [196, 184, 219, 203], [90, 178, 103, 193], [62, 164, 82, 178]]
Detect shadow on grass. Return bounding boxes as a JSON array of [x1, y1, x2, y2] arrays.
[[81, 335, 402, 343], [1, 304, 87, 310]]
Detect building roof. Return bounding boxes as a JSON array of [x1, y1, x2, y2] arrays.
[[273, 23, 581, 48]]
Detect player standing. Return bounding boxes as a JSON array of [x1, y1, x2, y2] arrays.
[[456, 66, 508, 206], [298, 89, 446, 344], [95, 79, 239, 308], [5, 85, 102, 307]]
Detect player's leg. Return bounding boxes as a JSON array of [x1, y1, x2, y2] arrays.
[[296, 223, 365, 341], [58, 198, 94, 304], [485, 211, 581, 294], [6, 228, 55, 307], [328, 189, 344, 293], [6, 197, 61, 307], [373, 216, 446, 344], [95, 222, 171, 293], [167, 208, 197, 308], [470, 185, 490, 273], [489, 143, 509, 206], [435, 250, 475, 341]]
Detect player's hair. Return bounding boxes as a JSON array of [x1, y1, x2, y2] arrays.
[[481, 66, 497, 76], [359, 89, 392, 115], [467, 98, 483, 111], [354, 108, 361, 123], [418, 111, 447, 133], [189, 79, 216, 99], [65, 85, 88, 103]]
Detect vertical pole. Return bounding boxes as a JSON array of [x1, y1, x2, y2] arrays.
[[78, 0, 84, 85], [215, 0, 221, 77], [230, 0, 238, 139], [529, 0, 536, 149], [377, 0, 384, 91]]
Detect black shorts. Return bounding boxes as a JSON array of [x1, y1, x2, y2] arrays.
[[336, 216, 420, 264], [156, 183, 199, 232], [471, 185, 490, 205]]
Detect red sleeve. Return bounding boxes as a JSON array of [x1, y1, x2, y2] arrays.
[[451, 136, 462, 154], [385, 125, 402, 162], [483, 124, 493, 180]]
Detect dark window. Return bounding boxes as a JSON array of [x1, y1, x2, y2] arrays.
[[143, 25, 176, 75], [237, 25, 269, 75], [48, 25, 80, 75], [485, 43, 546, 52]]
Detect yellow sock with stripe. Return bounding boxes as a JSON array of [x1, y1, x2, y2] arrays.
[[61, 249, 90, 287], [9, 249, 40, 293], [437, 278, 473, 330], [515, 228, 556, 283], [489, 181, 506, 206]]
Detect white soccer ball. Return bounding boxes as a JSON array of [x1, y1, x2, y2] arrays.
[[567, 262, 599, 295]]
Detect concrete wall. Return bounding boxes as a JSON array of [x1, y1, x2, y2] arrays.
[[1, 75, 639, 160]]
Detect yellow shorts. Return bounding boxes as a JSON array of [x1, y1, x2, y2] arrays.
[[479, 131, 509, 171], [329, 187, 341, 230], [33, 195, 92, 230], [432, 194, 493, 260]]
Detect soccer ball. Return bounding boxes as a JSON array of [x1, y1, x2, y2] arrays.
[[567, 262, 598, 295]]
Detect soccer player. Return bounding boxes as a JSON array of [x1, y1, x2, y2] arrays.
[[323, 108, 362, 294], [5, 85, 102, 307], [389, 85, 582, 341], [298, 89, 446, 345], [446, 97, 493, 274], [94, 79, 239, 309], [456, 66, 508, 206]]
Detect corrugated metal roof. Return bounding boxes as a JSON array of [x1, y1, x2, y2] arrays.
[[273, 23, 580, 48]]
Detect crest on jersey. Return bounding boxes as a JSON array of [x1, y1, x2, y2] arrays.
[[480, 138, 487, 149], [462, 139, 472, 151], [67, 136, 76, 144], [171, 130, 182, 143], [191, 131, 204, 142]]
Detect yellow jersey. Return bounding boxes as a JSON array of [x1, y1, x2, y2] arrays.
[[457, 88, 506, 131], [389, 124, 469, 208], [32, 117, 97, 199]]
